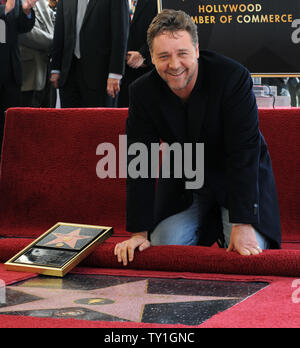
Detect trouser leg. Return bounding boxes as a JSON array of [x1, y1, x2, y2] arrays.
[[151, 189, 215, 246], [150, 193, 270, 250]]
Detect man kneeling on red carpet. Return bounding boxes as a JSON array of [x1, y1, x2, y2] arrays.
[[114, 10, 281, 266]]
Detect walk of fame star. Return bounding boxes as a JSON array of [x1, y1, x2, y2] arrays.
[[43, 228, 92, 249], [0, 279, 240, 323]]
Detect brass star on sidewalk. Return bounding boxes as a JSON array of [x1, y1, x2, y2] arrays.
[[0, 280, 240, 322]]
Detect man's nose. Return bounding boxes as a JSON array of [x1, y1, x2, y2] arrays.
[[168, 55, 181, 70]]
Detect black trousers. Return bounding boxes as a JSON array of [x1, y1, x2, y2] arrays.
[[0, 62, 21, 158], [59, 56, 115, 108], [21, 65, 56, 108]]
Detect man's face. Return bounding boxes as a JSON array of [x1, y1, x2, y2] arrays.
[[151, 30, 199, 100]]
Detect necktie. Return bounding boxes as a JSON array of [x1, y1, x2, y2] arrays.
[[129, 0, 137, 21], [74, 0, 89, 59]]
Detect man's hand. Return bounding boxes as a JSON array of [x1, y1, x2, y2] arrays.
[[50, 73, 60, 89], [107, 78, 120, 98], [22, 0, 39, 15], [127, 51, 145, 69], [114, 231, 150, 266], [227, 224, 262, 256], [5, 0, 15, 14]]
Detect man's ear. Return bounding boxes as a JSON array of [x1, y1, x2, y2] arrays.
[[150, 51, 155, 65], [195, 43, 200, 59]]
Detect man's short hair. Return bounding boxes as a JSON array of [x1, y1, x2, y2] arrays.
[[147, 9, 199, 52]]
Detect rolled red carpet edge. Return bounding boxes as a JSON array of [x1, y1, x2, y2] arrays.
[[0, 237, 300, 277]]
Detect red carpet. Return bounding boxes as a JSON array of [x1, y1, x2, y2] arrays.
[[1, 237, 300, 277], [258, 109, 300, 244], [200, 277, 300, 328], [0, 264, 37, 285], [0, 108, 128, 238], [0, 107, 299, 244], [0, 107, 299, 328]]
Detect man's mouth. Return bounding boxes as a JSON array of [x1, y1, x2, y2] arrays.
[[167, 69, 186, 77]]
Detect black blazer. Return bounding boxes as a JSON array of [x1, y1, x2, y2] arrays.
[[118, 0, 157, 107], [51, 0, 129, 89], [126, 50, 281, 248], [0, 1, 35, 85], [127, 0, 157, 65]]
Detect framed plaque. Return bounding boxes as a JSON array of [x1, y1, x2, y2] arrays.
[[4, 222, 113, 277]]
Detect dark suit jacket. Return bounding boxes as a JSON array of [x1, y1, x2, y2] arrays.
[[128, 0, 157, 65], [51, 0, 129, 90], [118, 0, 157, 107], [126, 50, 281, 249], [0, 1, 35, 85]]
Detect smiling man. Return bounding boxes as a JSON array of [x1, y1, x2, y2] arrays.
[[151, 29, 199, 100], [114, 9, 281, 266]]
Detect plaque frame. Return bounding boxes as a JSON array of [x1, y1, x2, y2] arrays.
[[4, 222, 113, 277]]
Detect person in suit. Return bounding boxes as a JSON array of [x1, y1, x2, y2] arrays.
[[118, 0, 157, 107], [114, 10, 281, 266], [19, 0, 55, 107], [0, 0, 37, 154], [288, 78, 300, 107], [50, 0, 129, 108]]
